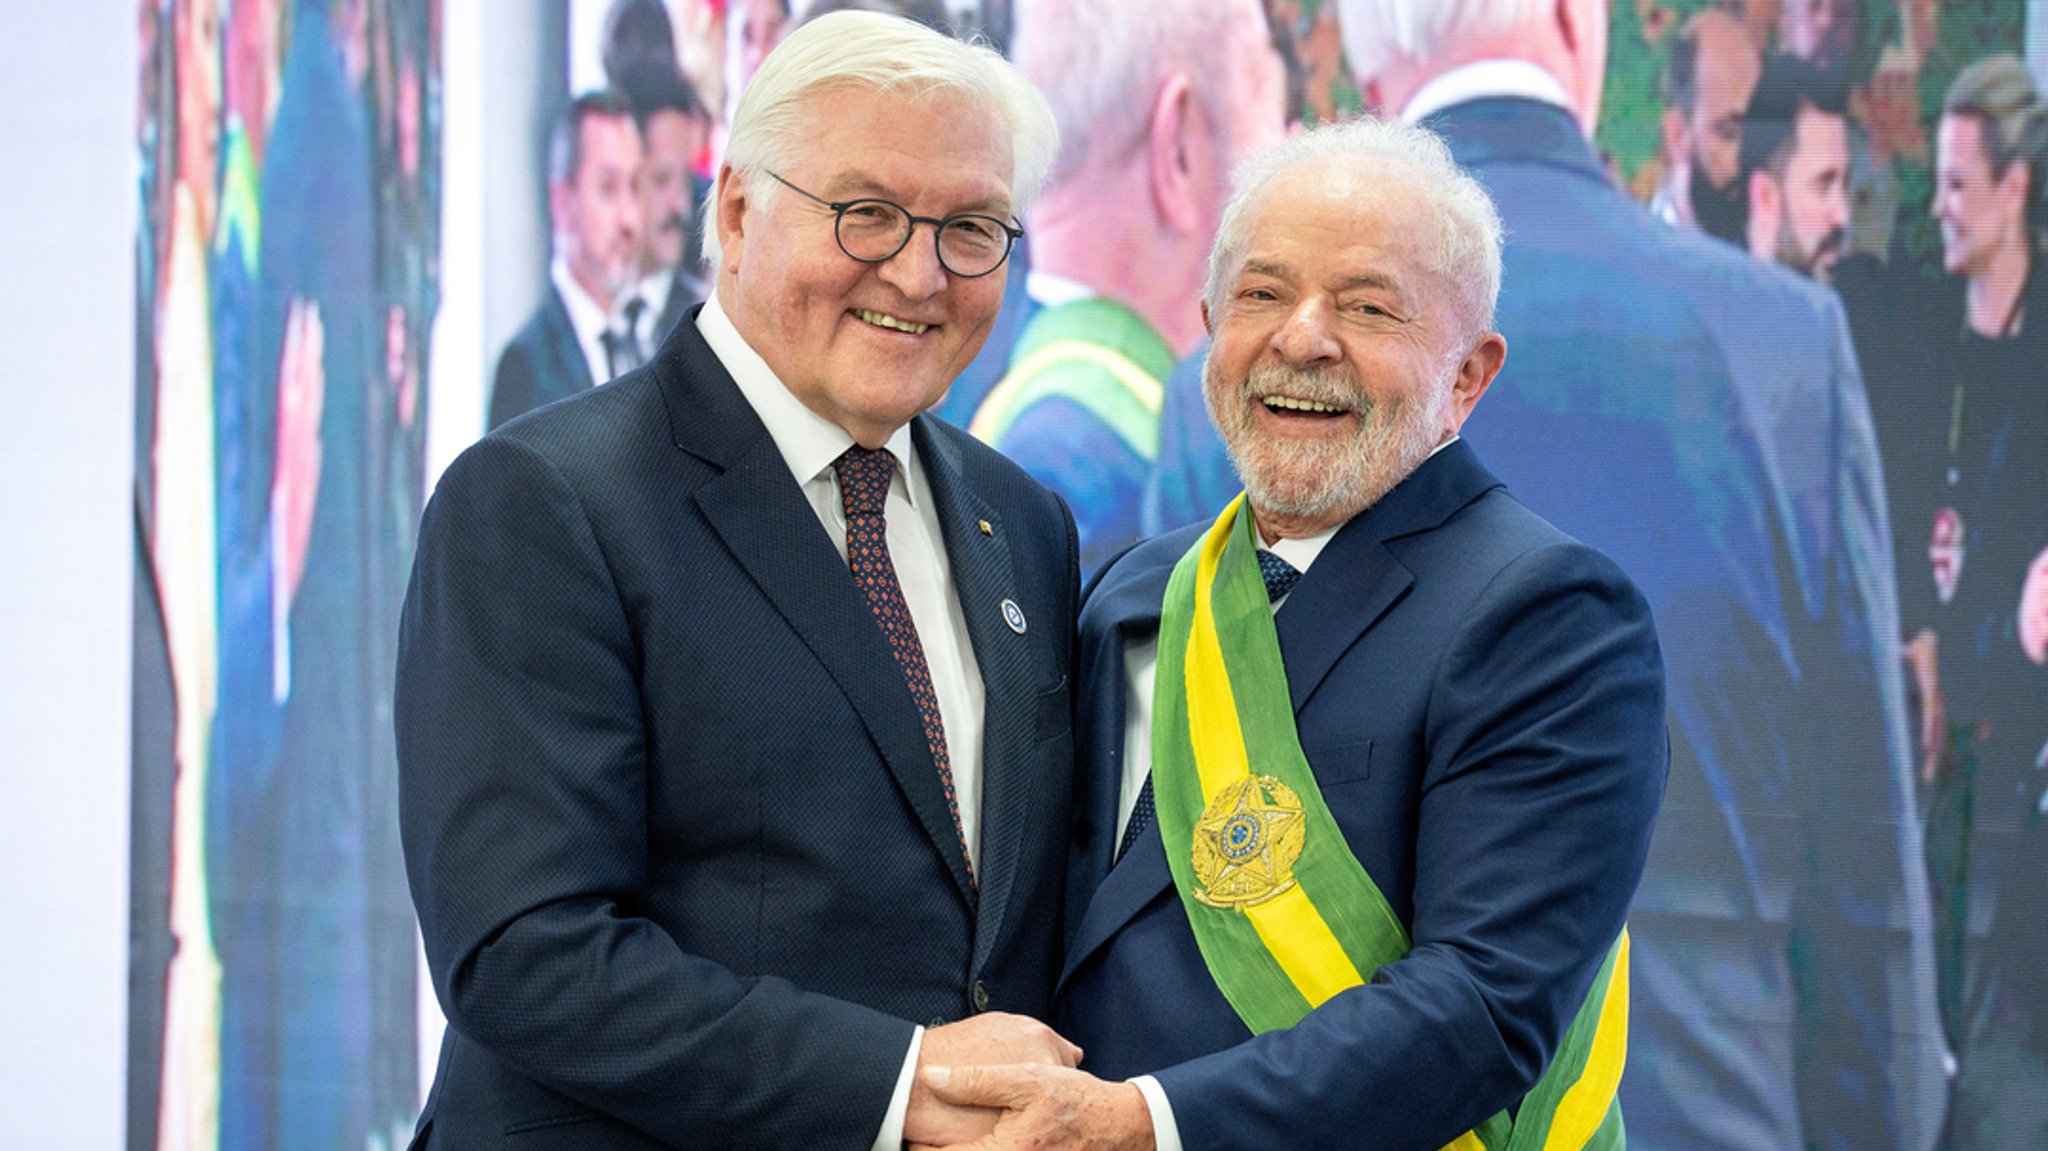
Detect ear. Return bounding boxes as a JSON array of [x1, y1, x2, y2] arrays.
[[1447, 331, 1507, 431], [1660, 107, 1686, 166], [1201, 297, 1214, 336], [547, 178, 572, 235], [1746, 168, 1779, 255], [714, 162, 749, 275], [1149, 72, 1203, 235]]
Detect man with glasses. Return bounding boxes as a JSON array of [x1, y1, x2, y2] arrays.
[[397, 13, 1084, 1149]]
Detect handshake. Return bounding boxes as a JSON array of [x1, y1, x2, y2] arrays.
[[906, 1013, 1153, 1151]]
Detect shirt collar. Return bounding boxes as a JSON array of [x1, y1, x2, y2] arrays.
[[1400, 59, 1571, 125], [696, 290, 921, 502], [551, 256, 614, 344]]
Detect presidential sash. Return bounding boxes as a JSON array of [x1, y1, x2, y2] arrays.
[[1150, 496, 1628, 1151]]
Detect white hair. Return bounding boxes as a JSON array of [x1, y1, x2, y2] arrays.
[[1337, 0, 1549, 86], [703, 10, 1058, 264], [1012, 0, 1258, 184], [1204, 115, 1504, 335]]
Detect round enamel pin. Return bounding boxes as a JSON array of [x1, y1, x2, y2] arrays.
[[1001, 598, 1027, 634]]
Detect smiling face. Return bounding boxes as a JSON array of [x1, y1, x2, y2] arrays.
[[1202, 161, 1503, 538], [1935, 113, 2031, 279], [716, 85, 1015, 447]]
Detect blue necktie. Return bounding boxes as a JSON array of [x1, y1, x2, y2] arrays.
[[1117, 549, 1300, 862]]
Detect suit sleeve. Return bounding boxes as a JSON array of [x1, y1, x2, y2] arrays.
[[1790, 299, 1946, 1151], [396, 435, 913, 1149], [1153, 542, 1668, 1151]]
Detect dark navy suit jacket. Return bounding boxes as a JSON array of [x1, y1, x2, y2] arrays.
[[398, 311, 1080, 1149], [1438, 98, 1942, 1151], [488, 283, 592, 431], [1059, 442, 1667, 1151]]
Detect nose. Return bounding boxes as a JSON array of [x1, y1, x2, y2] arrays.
[[1271, 297, 1340, 367], [875, 222, 949, 299]]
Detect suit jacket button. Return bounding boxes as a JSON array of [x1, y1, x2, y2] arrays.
[[928, 1016, 948, 1028], [971, 981, 990, 1012]]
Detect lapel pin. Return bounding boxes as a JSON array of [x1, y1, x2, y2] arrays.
[[978, 518, 994, 536], [1000, 598, 1027, 634]]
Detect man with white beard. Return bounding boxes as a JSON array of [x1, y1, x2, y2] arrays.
[[916, 117, 1668, 1151]]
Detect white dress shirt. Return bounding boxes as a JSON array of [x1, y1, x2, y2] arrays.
[[696, 292, 987, 1151], [1121, 439, 1457, 1151], [1399, 58, 1571, 124], [551, 256, 647, 387]]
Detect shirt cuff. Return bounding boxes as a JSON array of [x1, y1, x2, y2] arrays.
[[1131, 1074, 1182, 1151], [871, 1025, 924, 1151]]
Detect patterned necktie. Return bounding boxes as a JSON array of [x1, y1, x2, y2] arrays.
[[1118, 548, 1301, 863], [834, 445, 975, 891], [603, 298, 647, 378]]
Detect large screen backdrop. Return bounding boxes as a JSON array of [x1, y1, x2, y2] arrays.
[[130, 1, 2044, 1148]]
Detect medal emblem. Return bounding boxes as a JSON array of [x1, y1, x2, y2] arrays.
[[1930, 507, 1964, 605], [1191, 775, 1307, 909]]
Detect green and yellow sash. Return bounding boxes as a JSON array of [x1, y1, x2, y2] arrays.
[[1150, 496, 1629, 1151]]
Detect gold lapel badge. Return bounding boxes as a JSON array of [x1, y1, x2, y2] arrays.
[[977, 518, 994, 536], [1192, 775, 1307, 910]]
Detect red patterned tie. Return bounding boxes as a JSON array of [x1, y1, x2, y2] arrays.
[[833, 445, 974, 891]]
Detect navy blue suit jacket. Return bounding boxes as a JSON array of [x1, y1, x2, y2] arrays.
[[1059, 442, 1667, 1151], [398, 311, 1080, 1149], [487, 284, 592, 431], [1433, 98, 1942, 1151]]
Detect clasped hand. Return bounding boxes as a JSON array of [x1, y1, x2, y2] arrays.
[[905, 1014, 1152, 1151]]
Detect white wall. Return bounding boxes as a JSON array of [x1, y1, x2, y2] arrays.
[[0, 3, 138, 1147]]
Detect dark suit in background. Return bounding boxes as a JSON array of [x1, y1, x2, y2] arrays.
[[398, 314, 1079, 1148], [1060, 442, 1667, 1148], [487, 284, 592, 430], [1434, 96, 1943, 1151]]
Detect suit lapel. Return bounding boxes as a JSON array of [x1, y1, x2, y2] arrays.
[[1058, 547, 1177, 991], [664, 325, 977, 906], [913, 419, 1034, 962], [542, 286, 596, 395]]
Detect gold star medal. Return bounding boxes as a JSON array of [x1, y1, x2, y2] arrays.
[[1191, 775, 1307, 910]]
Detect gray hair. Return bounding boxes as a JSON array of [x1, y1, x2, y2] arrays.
[[703, 9, 1058, 264], [1337, 0, 1548, 86], [1012, 0, 1258, 185], [1204, 116, 1504, 335]]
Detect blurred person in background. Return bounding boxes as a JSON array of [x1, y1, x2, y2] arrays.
[[1738, 53, 1853, 282], [1649, 8, 1760, 244], [1902, 53, 2048, 1151], [487, 91, 644, 429], [968, 0, 1286, 576]]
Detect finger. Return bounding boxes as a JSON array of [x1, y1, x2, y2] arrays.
[[923, 1064, 1030, 1110]]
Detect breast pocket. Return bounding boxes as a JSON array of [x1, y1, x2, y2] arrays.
[[1301, 737, 1372, 788], [1032, 675, 1071, 743]]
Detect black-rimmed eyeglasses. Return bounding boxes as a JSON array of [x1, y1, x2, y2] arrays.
[[767, 171, 1023, 279]]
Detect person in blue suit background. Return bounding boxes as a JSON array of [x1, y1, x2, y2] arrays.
[[1333, 2, 1946, 1149]]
